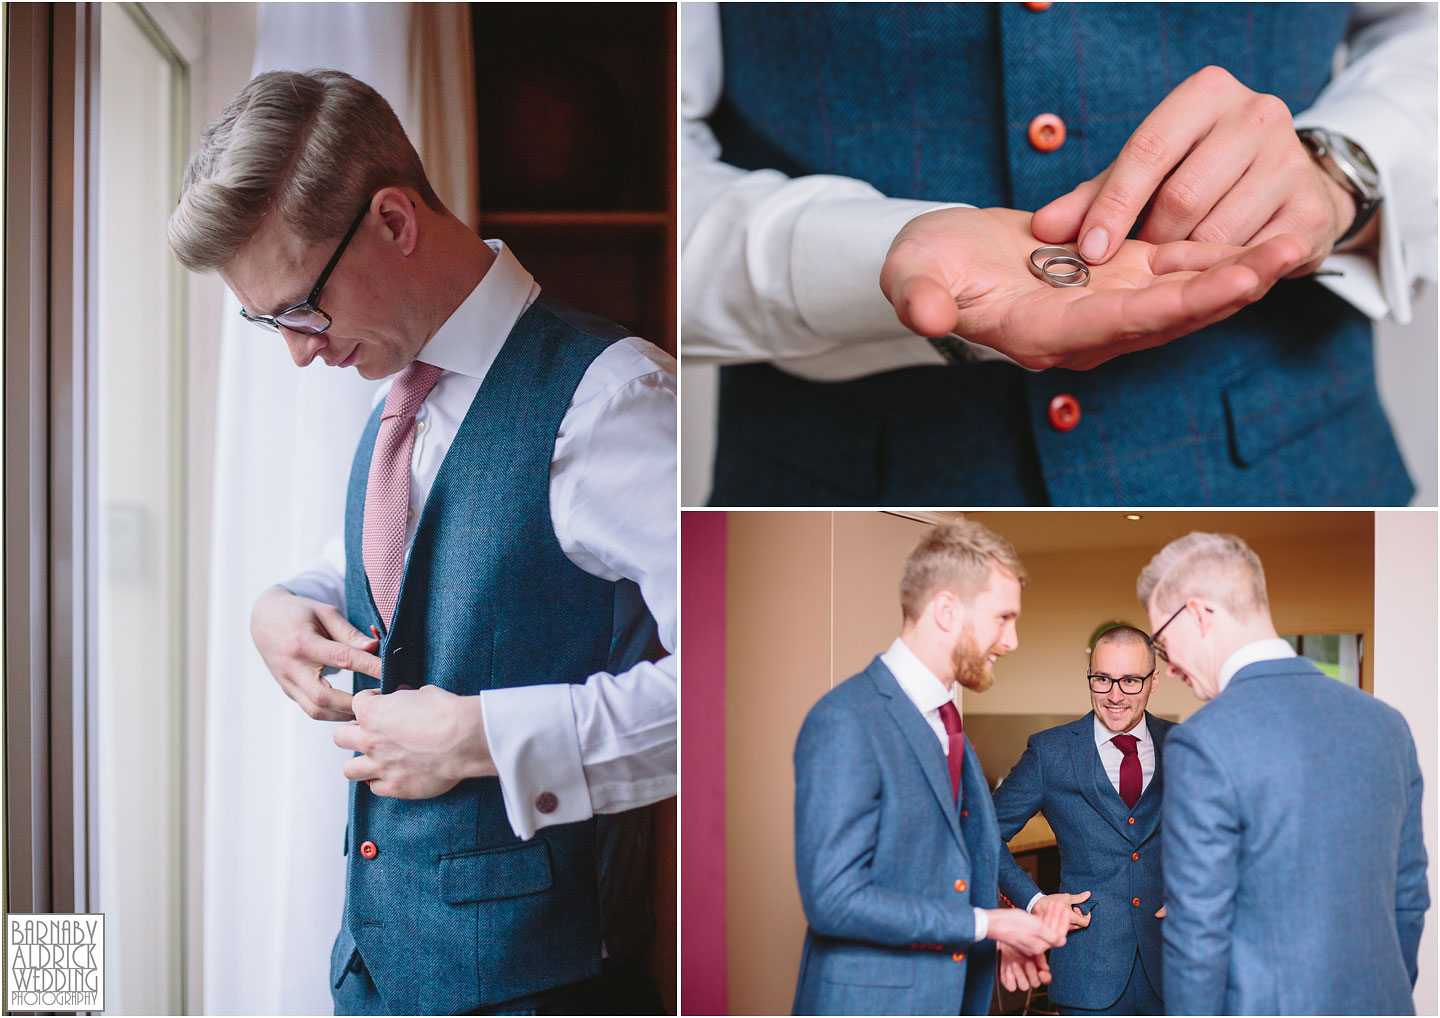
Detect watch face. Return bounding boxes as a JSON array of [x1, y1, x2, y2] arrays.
[[1337, 136, 1380, 188]]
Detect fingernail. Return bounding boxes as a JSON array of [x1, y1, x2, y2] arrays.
[[1080, 227, 1108, 262]]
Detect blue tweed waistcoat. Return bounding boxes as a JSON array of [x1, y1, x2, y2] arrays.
[[709, 2, 1413, 506], [332, 299, 659, 1014]]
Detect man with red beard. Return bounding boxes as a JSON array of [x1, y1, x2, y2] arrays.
[[792, 521, 1066, 1016]]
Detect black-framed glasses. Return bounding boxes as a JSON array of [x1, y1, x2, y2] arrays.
[[1087, 670, 1155, 694], [238, 203, 369, 335], [1149, 602, 1213, 662]]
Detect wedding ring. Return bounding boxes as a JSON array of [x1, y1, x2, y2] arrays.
[[1041, 254, 1090, 288], [1029, 245, 1091, 288]]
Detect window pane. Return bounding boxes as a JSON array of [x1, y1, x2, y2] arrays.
[[95, 5, 185, 1013]]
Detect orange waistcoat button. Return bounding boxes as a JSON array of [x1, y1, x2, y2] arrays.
[[1048, 393, 1081, 432], [1028, 113, 1066, 152]]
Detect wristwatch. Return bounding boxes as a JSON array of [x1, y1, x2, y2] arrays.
[[1296, 127, 1383, 249]]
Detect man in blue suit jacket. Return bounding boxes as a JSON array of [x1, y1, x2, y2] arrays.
[[1139, 532, 1429, 1015], [992, 626, 1174, 1014], [793, 521, 1068, 1015]]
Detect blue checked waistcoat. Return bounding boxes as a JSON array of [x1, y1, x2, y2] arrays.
[[331, 299, 661, 1014], [709, 3, 1412, 506], [991, 714, 1174, 1010]]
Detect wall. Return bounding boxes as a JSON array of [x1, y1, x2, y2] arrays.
[[1374, 512, 1438, 1016], [968, 527, 1376, 721]]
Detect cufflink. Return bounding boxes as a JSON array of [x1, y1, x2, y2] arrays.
[[535, 792, 558, 814]]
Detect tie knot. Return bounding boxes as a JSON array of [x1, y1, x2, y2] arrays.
[[1111, 733, 1139, 756], [382, 361, 444, 421], [938, 700, 963, 738]]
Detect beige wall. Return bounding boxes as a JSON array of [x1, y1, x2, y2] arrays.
[[970, 525, 1375, 721], [1374, 512, 1438, 1017], [722, 510, 1410, 1016]]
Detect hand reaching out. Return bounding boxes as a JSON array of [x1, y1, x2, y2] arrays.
[[1033, 65, 1363, 275], [1034, 890, 1094, 932], [881, 205, 1308, 371], [998, 941, 1052, 993]]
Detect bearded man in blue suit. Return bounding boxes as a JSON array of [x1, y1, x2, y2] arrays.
[[1139, 532, 1429, 1015], [991, 625, 1174, 1014], [792, 521, 1068, 1016]]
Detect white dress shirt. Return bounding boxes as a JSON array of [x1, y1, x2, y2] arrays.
[[1217, 637, 1300, 697], [285, 241, 677, 840], [681, 2, 1436, 379], [879, 637, 990, 941], [1093, 713, 1156, 800]]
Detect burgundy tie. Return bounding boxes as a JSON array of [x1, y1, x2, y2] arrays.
[[363, 360, 444, 631], [938, 701, 964, 803], [1111, 733, 1142, 809]]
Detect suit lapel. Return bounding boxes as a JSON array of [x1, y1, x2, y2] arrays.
[[1071, 719, 1134, 840], [1130, 714, 1170, 841], [868, 659, 965, 854], [960, 735, 998, 904]]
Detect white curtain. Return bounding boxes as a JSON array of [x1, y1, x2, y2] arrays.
[[202, 5, 476, 1013]]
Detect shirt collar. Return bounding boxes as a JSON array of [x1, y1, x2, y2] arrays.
[[883, 637, 955, 716], [1093, 711, 1150, 749], [413, 240, 538, 380], [1218, 637, 1298, 694]]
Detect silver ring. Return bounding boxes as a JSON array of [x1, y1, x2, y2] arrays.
[[1029, 245, 1083, 281], [1041, 254, 1090, 288]]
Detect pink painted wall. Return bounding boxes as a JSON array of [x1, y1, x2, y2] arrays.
[[681, 511, 727, 1015]]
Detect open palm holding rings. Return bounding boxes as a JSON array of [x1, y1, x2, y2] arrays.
[[1029, 245, 1091, 288]]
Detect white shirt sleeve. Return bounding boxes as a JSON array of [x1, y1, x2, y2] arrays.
[[1293, 1, 1438, 323], [680, 1, 963, 380], [482, 341, 678, 840]]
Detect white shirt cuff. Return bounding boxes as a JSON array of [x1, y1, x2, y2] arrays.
[[1026, 892, 1045, 913], [481, 683, 590, 841], [973, 906, 988, 942]]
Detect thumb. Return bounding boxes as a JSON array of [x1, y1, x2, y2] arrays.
[[1155, 905, 1167, 919], [1032, 173, 1107, 245], [1070, 890, 1092, 904], [881, 240, 960, 338]]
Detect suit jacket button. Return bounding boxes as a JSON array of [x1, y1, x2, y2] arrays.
[[1048, 393, 1081, 431], [535, 792, 559, 814], [1132, 897, 1141, 907], [1132, 852, 1140, 861], [1128, 816, 1136, 824], [1024, 1, 1053, 8], [954, 879, 967, 892], [1028, 113, 1066, 152], [952, 952, 965, 963], [360, 841, 377, 860]]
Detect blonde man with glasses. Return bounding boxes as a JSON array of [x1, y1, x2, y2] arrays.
[[990, 625, 1173, 1014], [1139, 532, 1427, 1015], [169, 69, 676, 1015]]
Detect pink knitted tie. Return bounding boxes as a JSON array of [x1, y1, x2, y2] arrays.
[[363, 360, 444, 631]]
